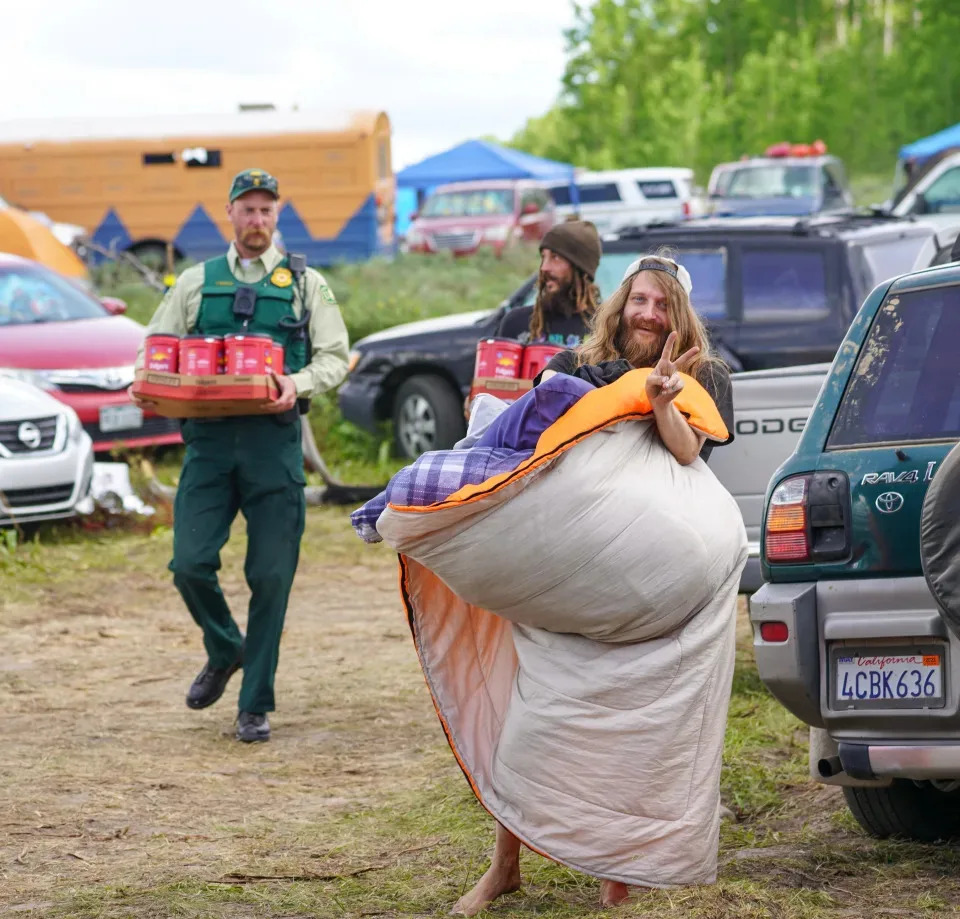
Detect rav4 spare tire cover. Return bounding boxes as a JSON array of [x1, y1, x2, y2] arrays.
[[921, 440, 960, 636]]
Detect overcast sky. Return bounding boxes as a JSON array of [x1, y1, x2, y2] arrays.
[[1, 0, 575, 169]]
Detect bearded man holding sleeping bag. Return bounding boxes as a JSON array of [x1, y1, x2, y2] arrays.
[[364, 253, 745, 913]]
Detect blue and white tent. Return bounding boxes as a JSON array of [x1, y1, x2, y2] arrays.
[[899, 122, 960, 164]]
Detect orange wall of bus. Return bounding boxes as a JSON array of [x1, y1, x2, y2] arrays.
[[0, 120, 394, 246]]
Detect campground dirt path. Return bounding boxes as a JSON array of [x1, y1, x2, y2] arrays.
[[0, 518, 446, 912]]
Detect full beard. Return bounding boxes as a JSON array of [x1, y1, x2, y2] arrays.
[[616, 323, 668, 368], [537, 277, 578, 318]]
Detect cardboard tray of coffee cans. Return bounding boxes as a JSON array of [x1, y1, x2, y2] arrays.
[[468, 376, 534, 404], [132, 370, 280, 418]]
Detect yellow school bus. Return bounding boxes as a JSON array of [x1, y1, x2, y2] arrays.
[[0, 109, 394, 265]]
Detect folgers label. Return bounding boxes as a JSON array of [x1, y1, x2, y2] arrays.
[[145, 334, 180, 372], [520, 344, 565, 380], [179, 334, 224, 376], [224, 333, 275, 375], [266, 343, 284, 373], [474, 338, 524, 380]]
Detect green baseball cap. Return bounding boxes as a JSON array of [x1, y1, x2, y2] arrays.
[[228, 168, 279, 202]]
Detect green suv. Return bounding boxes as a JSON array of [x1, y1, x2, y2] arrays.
[[750, 257, 960, 841]]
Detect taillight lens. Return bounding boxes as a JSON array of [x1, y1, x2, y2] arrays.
[[765, 475, 811, 562], [760, 621, 789, 642]]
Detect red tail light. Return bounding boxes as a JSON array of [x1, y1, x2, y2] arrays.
[[682, 200, 691, 217], [760, 621, 789, 642], [765, 475, 811, 562]]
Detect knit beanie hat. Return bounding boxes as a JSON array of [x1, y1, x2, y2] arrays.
[[539, 218, 602, 280]]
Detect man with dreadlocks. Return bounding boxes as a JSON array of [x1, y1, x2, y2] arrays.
[[538, 253, 734, 463], [497, 219, 601, 346]]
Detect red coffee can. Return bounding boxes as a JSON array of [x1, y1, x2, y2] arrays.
[[474, 338, 525, 380], [269, 343, 285, 374], [144, 334, 180, 372], [179, 334, 223, 376], [520, 343, 565, 380], [224, 333, 274, 375]]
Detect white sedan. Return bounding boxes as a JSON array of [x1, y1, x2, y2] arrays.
[[0, 376, 93, 527]]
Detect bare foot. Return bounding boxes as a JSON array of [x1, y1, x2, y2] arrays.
[[450, 862, 522, 916], [599, 879, 630, 907]]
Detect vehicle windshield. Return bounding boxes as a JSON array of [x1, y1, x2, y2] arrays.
[[421, 189, 514, 218], [0, 264, 106, 326], [828, 284, 960, 447], [722, 164, 817, 199]]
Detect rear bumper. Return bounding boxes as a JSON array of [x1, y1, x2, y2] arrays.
[[82, 415, 182, 452], [837, 741, 960, 780], [751, 576, 960, 780]]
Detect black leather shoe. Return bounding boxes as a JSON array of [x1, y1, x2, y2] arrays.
[[185, 649, 243, 710], [236, 711, 270, 743]]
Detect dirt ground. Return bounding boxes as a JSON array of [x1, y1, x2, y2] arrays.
[[0, 512, 450, 915], [4, 509, 960, 918]]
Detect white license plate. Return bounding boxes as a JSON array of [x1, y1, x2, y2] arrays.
[[99, 404, 143, 433], [835, 651, 944, 708]]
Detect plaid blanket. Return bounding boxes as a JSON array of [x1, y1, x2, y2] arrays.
[[351, 447, 532, 543], [352, 373, 597, 544]]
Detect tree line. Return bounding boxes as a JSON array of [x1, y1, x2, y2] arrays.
[[510, 0, 960, 182]]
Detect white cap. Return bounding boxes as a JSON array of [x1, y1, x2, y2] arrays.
[[621, 255, 693, 295]]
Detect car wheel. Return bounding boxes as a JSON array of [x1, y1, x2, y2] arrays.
[[392, 375, 466, 460], [843, 781, 960, 841]]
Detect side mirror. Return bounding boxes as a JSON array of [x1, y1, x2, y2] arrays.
[[913, 192, 930, 215], [100, 296, 128, 315], [522, 202, 539, 215], [410, 211, 420, 222]]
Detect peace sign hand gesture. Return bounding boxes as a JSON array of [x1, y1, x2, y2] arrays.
[[645, 331, 700, 407]]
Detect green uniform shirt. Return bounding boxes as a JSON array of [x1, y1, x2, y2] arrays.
[[137, 243, 350, 398]]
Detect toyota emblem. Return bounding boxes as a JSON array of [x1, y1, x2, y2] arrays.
[[875, 492, 904, 514], [17, 421, 42, 450]]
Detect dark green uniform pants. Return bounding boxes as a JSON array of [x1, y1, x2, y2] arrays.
[[170, 416, 306, 713]]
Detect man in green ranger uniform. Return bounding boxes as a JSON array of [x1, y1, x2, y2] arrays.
[[132, 168, 349, 743]]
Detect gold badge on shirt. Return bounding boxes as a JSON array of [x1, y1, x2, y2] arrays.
[[271, 267, 293, 288]]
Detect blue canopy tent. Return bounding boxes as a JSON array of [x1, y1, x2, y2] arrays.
[[899, 122, 960, 165], [395, 139, 579, 221]]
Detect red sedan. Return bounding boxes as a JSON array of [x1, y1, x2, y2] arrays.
[[0, 254, 181, 452]]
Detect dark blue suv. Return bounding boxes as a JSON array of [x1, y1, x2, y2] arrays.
[[339, 216, 948, 458]]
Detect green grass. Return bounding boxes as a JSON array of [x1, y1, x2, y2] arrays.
[[850, 171, 894, 209]]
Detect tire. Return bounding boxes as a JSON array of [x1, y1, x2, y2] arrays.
[[843, 780, 960, 842], [392, 375, 465, 460], [921, 440, 960, 637]]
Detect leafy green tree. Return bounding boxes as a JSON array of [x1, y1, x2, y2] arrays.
[[508, 0, 960, 185]]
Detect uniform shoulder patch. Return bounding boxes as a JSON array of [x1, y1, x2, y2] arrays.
[[319, 284, 337, 305], [271, 267, 293, 288]]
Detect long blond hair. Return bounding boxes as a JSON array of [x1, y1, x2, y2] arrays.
[[577, 266, 717, 378]]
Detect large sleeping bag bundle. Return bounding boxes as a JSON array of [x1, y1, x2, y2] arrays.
[[370, 369, 748, 887]]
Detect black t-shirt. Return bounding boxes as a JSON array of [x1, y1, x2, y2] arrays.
[[497, 306, 593, 348], [538, 349, 735, 462]]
